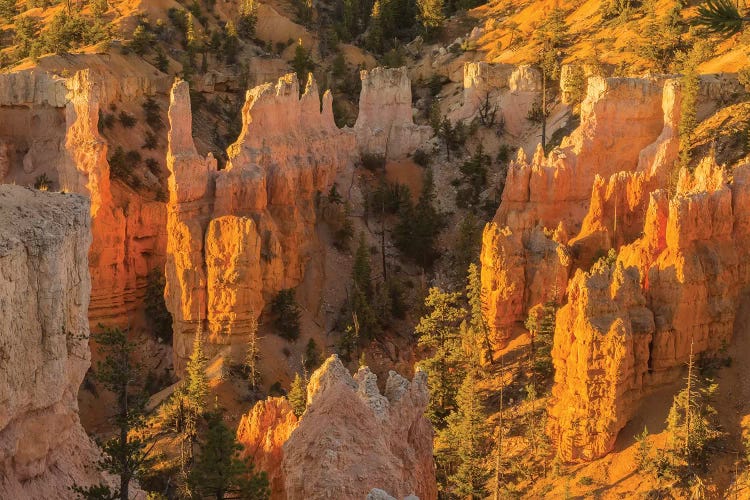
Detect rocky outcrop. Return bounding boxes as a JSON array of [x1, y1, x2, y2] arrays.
[[353, 67, 432, 159], [236, 398, 298, 497], [0, 68, 168, 330], [0, 186, 103, 498], [236, 355, 435, 499], [480, 77, 669, 348], [548, 159, 750, 460], [283, 357, 435, 499], [450, 62, 541, 137], [165, 74, 355, 372]]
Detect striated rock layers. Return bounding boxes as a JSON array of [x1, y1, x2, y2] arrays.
[[0, 186, 103, 498], [548, 159, 750, 460], [236, 355, 436, 500], [450, 62, 542, 137], [480, 76, 676, 349], [165, 74, 355, 372], [0, 69, 167, 329], [353, 66, 432, 160]]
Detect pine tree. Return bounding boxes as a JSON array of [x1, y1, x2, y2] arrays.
[[288, 373, 307, 417], [678, 50, 699, 172], [416, 287, 468, 427], [365, 0, 384, 53], [186, 327, 209, 414], [393, 168, 444, 269], [465, 263, 492, 367], [417, 0, 444, 36], [237, 0, 257, 40], [246, 310, 261, 392], [635, 426, 654, 472], [303, 338, 321, 373], [664, 340, 721, 471], [189, 409, 270, 500], [291, 40, 314, 86], [73, 327, 154, 500], [446, 371, 491, 499], [695, 0, 750, 36]]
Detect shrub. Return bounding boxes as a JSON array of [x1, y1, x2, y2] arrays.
[[271, 288, 302, 341], [142, 131, 158, 150], [119, 111, 137, 128], [142, 97, 163, 131], [360, 153, 386, 171], [413, 148, 430, 167], [33, 173, 52, 191], [145, 157, 160, 175]]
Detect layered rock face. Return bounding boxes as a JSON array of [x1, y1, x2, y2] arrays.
[[353, 66, 432, 159], [236, 356, 436, 499], [480, 76, 670, 348], [165, 74, 355, 371], [548, 159, 750, 461], [0, 186, 102, 497], [0, 69, 167, 329], [450, 62, 542, 137]]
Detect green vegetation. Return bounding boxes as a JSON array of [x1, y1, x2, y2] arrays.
[[288, 373, 307, 417], [271, 289, 302, 341], [393, 168, 444, 268], [73, 327, 154, 500], [188, 409, 270, 499], [144, 268, 173, 343]]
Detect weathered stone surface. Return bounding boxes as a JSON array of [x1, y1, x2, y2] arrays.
[[236, 397, 298, 498], [548, 159, 750, 460], [288, 356, 435, 499], [0, 186, 103, 497], [353, 67, 432, 159], [165, 74, 355, 372]]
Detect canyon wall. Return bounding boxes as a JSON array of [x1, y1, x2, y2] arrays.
[[548, 159, 750, 460], [236, 355, 436, 499], [354, 66, 432, 159], [165, 73, 355, 372], [480, 76, 670, 349], [0, 69, 168, 330], [0, 186, 103, 498]]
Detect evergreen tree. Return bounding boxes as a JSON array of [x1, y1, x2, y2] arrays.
[[452, 214, 481, 282], [186, 327, 209, 414], [303, 338, 322, 373], [291, 40, 314, 86], [189, 410, 270, 500], [678, 50, 699, 172], [73, 327, 154, 500], [246, 310, 261, 392], [664, 341, 721, 470], [90, 0, 108, 19], [144, 268, 172, 343], [466, 263, 492, 367], [416, 287, 468, 426], [348, 232, 379, 342], [393, 168, 444, 269], [365, 0, 384, 53], [524, 300, 556, 382], [288, 373, 307, 417], [271, 288, 302, 341], [417, 0, 444, 37], [446, 371, 491, 499], [223, 21, 240, 64], [0, 0, 15, 21], [695, 0, 750, 36], [237, 0, 257, 40]]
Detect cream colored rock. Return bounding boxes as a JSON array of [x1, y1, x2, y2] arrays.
[[0, 185, 103, 497], [353, 67, 432, 159], [283, 355, 436, 500]]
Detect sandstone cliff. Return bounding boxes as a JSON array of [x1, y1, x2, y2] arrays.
[[353, 66, 432, 159], [236, 355, 436, 500], [165, 74, 355, 372], [0, 185, 103, 498], [0, 68, 168, 330], [547, 159, 750, 460]]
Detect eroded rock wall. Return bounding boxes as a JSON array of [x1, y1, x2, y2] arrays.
[[353, 66, 432, 159], [548, 159, 750, 461], [0, 186, 103, 498], [165, 74, 355, 372]]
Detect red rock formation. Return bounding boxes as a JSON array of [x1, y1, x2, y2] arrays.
[[165, 74, 355, 372], [0, 69, 168, 330], [0, 186, 105, 497], [548, 159, 750, 460], [480, 77, 669, 348], [236, 398, 297, 497]]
